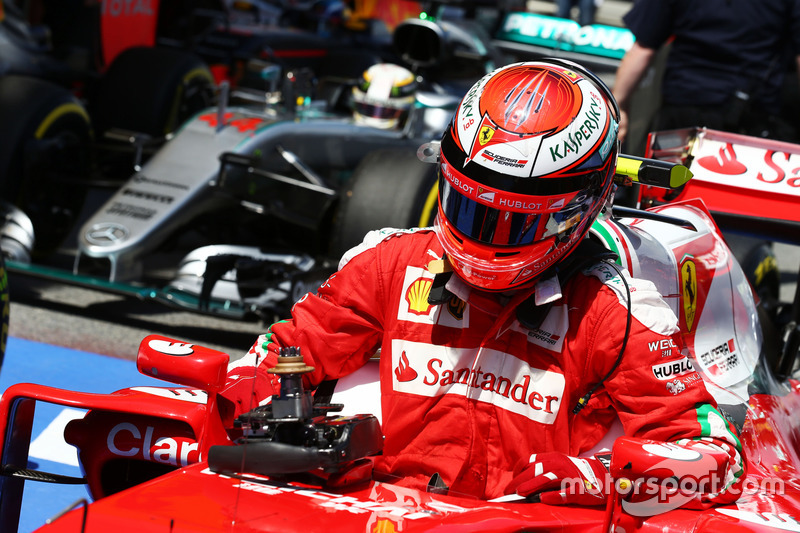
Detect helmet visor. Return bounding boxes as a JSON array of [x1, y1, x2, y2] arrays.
[[354, 101, 405, 120], [439, 177, 587, 247]]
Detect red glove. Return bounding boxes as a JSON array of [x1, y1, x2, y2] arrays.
[[507, 452, 610, 505]]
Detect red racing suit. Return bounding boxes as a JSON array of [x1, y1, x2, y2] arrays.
[[221, 228, 744, 501]]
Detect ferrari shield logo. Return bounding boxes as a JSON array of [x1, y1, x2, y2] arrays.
[[680, 258, 697, 331], [479, 125, 495, 145]]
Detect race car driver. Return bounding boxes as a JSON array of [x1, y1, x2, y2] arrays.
[[220, 60, 745, 506]]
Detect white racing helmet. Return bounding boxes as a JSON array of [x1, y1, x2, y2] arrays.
[[352, 63, 418, 129]]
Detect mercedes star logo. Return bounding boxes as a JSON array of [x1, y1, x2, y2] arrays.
[[85, 223, 129, 246]]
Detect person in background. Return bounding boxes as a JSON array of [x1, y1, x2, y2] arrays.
[[221, 60, 744, 505], [555, 0, 598, 26], [613, 0, 800, 145]]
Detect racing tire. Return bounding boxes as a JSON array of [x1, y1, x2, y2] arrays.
[[91, 46, 216, 137], [329, 149, 438, 260], [0, 75, 93, 253]]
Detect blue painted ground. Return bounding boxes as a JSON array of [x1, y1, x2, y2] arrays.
[[0, 337, 165, 533]]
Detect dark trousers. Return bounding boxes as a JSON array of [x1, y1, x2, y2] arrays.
[[654, 103, 798, 143]]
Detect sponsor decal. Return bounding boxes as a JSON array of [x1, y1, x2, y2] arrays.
[[699, 339, 739, 376], [680, 258, 697, 331], [690, 138, 800, 198], [460, 78, 482, 120], [122, 188, 174, 204], [442, 156, 556, 213], [497, 12, 634, 60], [531, 244, 569, 271], [199, 112, 264, 132], [397, 267, 469, 328], [527, 329, 560, 347], [103, 0, 154, 16], [405, 277, 433, 315], [148, 339, 194, 356], [477, 188, 496, 203], [667, 379, 686, 395], [106, 201, 156, 220], [481, 150, 529, 169], [391, 339, 565, 423], [652, 357, 694, 380], [85, 222, 129, 246], [479, 125, 494, 145], [513, 303, 568, 352], [517, 267, 535, 282], [441, 161, 476, 197], [394, 351, 418, 382], [107, 421, 199, 467], [548, 98, 603, 162], [467, 269, 498, 281], [131, 174, 190, 190], [446, 297, 466, 320], [697, 143, 747, 175], [647, 337, 678, 358], [497, 196, 542, 210]]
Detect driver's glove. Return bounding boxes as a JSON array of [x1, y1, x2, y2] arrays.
[[506, 452, 609, 505]]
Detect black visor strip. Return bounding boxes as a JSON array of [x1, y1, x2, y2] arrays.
[[440, 132, 605, 196]]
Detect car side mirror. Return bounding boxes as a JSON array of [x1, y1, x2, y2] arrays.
[[137, 334, 229, 393]]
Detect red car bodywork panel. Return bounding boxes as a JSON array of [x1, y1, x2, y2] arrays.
[[100, 0, 160, 66]]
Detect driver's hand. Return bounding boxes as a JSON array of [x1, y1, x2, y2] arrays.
[[506, 452, 609, 505]]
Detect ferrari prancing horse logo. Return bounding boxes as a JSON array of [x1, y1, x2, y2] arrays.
[[479, 125, 495, 145], [680, 258, 697, 332]]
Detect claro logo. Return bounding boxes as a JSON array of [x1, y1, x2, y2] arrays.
[[107, 422, 200, 467]]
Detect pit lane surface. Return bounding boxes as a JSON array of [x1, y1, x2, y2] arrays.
[[8, 272, 263, 361]]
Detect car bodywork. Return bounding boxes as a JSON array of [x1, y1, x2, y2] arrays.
[[1, 2, 640, 319], [3, 8, 507, 322], [1, 130, 800, 531]]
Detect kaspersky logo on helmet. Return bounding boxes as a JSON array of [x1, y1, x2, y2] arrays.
[[390, 339, 565, 424]]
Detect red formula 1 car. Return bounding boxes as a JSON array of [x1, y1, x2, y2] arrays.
[[0, 130, 799, 531]]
